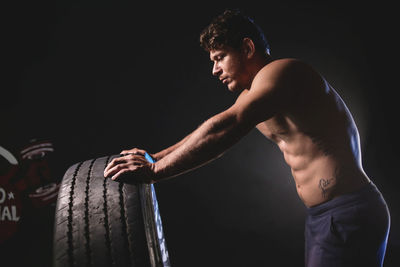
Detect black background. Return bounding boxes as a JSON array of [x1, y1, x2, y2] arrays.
[[2, 1, 399, 266]]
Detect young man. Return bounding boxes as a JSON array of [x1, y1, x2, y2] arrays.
[[104, 9, 390, 266]]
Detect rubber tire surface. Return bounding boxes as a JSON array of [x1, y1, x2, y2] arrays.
[[53, 155, 151, 267]]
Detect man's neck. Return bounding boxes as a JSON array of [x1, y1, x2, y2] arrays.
[[245, 54, 273, 89]]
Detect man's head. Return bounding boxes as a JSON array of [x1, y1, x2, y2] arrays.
[[200, 9, 271, 92], [200, 9, 270, 55]]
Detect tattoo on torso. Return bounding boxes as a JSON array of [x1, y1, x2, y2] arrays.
[[319, 178, 335, 198]]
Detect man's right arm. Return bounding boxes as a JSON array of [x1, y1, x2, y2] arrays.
[[120, 132, 194, 161], [152, 132, 193, 161]]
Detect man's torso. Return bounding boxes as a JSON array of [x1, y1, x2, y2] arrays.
[[252, 60, 369, 207]]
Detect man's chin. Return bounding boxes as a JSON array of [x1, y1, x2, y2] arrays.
[[227, 83, 242, 93]]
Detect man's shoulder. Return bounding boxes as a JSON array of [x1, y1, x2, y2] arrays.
[[262, 58, 310, 73], [257, 58, 321, 86]]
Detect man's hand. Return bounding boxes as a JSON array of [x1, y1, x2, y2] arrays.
[[103, 149, 156, 184]]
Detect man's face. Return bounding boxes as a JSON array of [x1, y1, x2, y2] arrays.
[[209, 46, 248, 93]]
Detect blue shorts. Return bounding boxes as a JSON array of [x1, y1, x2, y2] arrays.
[[305, 182, 390, 267]]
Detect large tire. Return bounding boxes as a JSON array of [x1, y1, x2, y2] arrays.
[[53, 154, 170, 267]]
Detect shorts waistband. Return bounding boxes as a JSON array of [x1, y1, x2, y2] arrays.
[[307, 181, 382, 216]]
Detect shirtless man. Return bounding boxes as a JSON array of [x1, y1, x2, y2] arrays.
[[104, 9, 390, 266]]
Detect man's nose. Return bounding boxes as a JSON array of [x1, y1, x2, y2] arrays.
[[212, 62, 221, 77]]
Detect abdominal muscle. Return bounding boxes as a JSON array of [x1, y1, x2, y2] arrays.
[[280, 133, 340, 207], [288, 149, 340, 207], [257, 123, 369, 208]]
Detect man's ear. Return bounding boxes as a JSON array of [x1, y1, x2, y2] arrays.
[[242, 38, 256, 59]]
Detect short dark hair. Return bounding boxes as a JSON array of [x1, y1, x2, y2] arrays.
[[200, 9, 270, 55]]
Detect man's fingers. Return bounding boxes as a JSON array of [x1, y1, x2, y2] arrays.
[[103, 147, 151, 179], [104, 154, 136, 175], [104, 162, 129, 178], [103, 153, 154, 184], [104, 154, 149, 178], [104, 156, 126, 176]]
